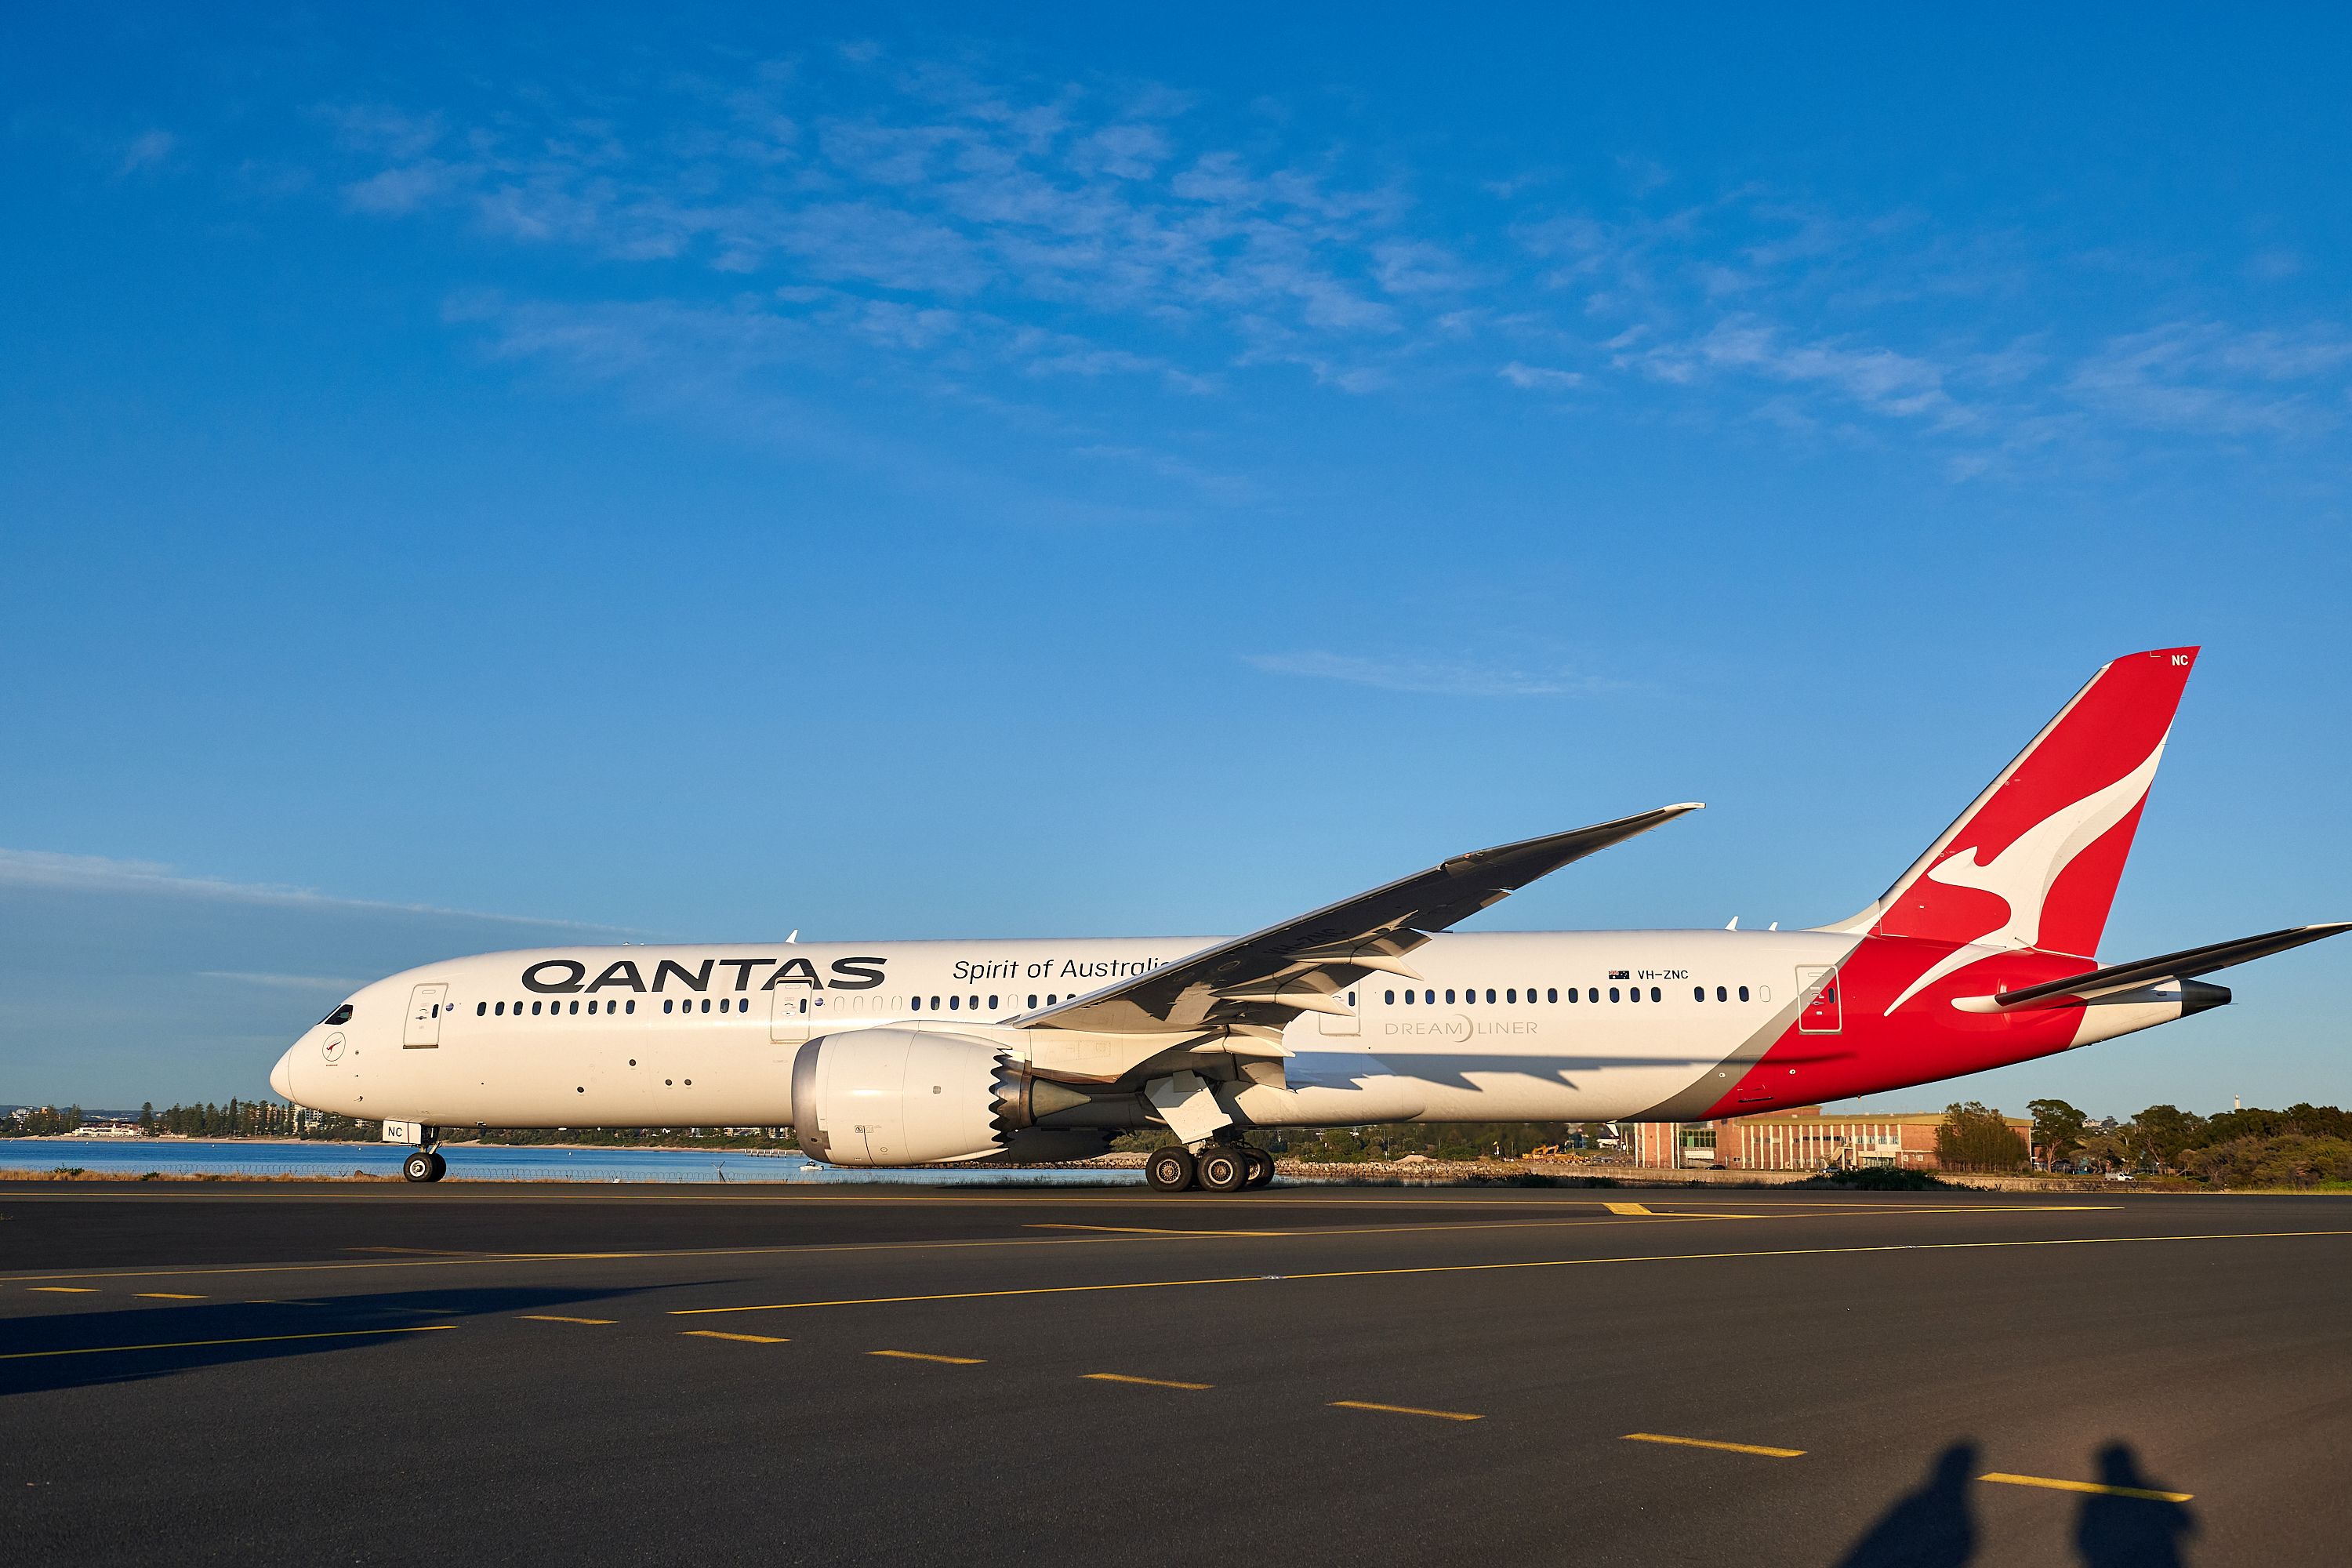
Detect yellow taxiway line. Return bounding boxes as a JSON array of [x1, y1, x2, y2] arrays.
[[0, 1325, 452, 1361], [1981, 1472, 2191, 1502], [1085, 1372, 1212, 1390], [680, 1330, 787, 1344], [0, 1203, 2127, 1289], [869, 1349, 984, 1364], [1331, 1400, 1482, 1421], [666, 1227, 2352, 1315], [519, 1314, 614, 1325], [1624, 1432, 1805, 1457]]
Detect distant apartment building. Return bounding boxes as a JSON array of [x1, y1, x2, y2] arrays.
[[1628, 1107, 2034, 1171]]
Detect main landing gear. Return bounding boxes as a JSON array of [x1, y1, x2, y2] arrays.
[[401, 1149, 447, 1183], [1145, 1142, 1275, 1193]]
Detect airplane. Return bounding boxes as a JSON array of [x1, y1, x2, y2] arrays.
[[271, 646, 2345, 1191]]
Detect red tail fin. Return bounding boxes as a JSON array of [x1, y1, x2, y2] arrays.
[[1835, 648, 2198, 967]]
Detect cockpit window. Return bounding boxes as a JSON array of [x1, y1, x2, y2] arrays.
[[322, 1004, 354, 1025]]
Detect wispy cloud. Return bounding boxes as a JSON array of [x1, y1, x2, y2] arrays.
[[196, 971, 358, 993], [1245, 651, 1621, 697], [307, 53, 2352, 485], [0, 849, 627, 932]]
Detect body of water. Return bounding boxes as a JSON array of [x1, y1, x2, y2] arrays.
[[0, 1138, 1145, 1185]]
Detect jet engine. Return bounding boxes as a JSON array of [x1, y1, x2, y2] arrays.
[[789, 1028, 1112, 1167]]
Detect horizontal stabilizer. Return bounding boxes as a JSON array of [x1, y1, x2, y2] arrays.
[[1984, 923, 2351, 1009]]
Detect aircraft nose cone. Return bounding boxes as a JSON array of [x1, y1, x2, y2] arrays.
[[270, 1046, 296, 1102]]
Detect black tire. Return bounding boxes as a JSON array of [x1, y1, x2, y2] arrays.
[[1196, 1145, 1249, 1192], [1145, 1147, 1197, 1192], [1242, 1148, 1275, 1189], [426, 1151, 448, 1182], [402, 1150, 437, 1183]]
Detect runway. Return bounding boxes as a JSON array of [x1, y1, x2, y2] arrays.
[[4, 1181, 2347, 1566]]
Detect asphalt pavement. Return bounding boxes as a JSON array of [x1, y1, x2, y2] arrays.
[[3, 1180, 2346, 1566]]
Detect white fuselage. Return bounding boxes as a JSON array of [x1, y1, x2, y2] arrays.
[[274, 929, 1859, 1131]]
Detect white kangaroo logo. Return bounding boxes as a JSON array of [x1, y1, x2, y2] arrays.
[[1884, 735, 2168, 1014]]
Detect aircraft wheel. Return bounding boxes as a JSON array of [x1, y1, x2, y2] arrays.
[[426, 1151, 448, 1181], [1145, 1147, 1197, 1192], [402, 1150, 438, 1184], [1196, 1145, 1250, 1192], [1242, 1148, 1276, 1189]]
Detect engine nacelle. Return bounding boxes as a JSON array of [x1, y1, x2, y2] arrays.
[[790, 1029, 1005, 1167]]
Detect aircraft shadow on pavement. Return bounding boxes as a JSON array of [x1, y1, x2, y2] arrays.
[[0, 1283, 650, 1399], [1832, 1440, 2197, 1568]]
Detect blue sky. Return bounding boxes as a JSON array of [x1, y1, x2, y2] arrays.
[[5, 5, 2348, 1116]]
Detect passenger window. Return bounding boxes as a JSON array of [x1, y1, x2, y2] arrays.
[[949, 995, 960, 1011], [1650, 987, 1661, 1002], [1609, 987, 1620, 1003], [1485, 989, 1496, 1004], [1403, 989, 1414, 1005], [1425, 989, 1436, 1005], [1444, 989, 1455, 1004], [989, 995, 999, 1010], [1629, 987, 1640, 1003], [912, 996, 923, 1010], [1385, 989, 1396, 1005], [970, 996, 979, 1011], [1738, 985, 1751, 1002], [570, 1000, 580, 1014], [663, 1000, 674, 1014], [1048, 994, 1058, 1005], [1027, 994, 1038, 1008], [931, 996, 942, 1009], [494, 1002, 504, 1016], [1548, 988, 1559, 1003], [1716, 985, 1727, 1002], [626, 1000, 636, 1014], [700, 998, 711, 1014], [1505, 989, 1516, 1004], [1693, 986, 1704, 1001]]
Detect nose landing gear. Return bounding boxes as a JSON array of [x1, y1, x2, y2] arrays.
[[1144, 1141, 1275, 1192], [401, 1149, 447, 1183]]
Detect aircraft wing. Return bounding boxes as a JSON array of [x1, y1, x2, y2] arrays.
[[1984, 922, 2351, 1010], [1015, 803, 1703, 1038]]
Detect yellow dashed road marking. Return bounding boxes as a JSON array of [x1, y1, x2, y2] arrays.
[[27, 1287, 96, 1294], [681, 1330, 787, 1345], [134, 1293, 205, 1300], [1330, 1400, 1482, 1422], [1981, 1472, 2191, 1502], [1085, 1373, 1212, 1390], [520, 1315, 614, 1325], [0, 1326, 452, 1361], [1624, 1432, 1805, 1457], [869, 1350, 983, 1364]]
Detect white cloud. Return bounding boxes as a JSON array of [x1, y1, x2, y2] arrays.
[[119, 129, 174, 173], [1499, 361, 1583, 391], [196, 971, 358, 992], [0, 848, 626, 931]]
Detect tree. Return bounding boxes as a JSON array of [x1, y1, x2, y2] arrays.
[[2124, 1105, 2209, 1173], [2028, 1098, 2089, 1167], [1935, 1102, 2028, 1172]]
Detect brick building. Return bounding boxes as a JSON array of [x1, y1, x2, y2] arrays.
[[1627, 1106, 2033, 1171]]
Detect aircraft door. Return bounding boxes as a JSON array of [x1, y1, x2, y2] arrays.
[[1796, 966, 1842, 1033], [1317, 986, 1361, 1036], [403, 984, 448, 1047], [771, 987, 815, 1044]]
